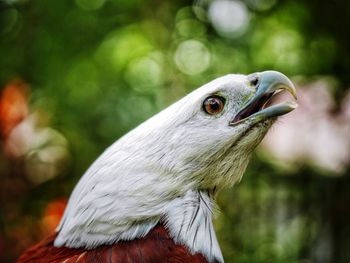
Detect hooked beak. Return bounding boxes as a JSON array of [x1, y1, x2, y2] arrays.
[[230, 70, 298, 125]]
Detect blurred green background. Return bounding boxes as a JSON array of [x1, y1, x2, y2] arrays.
[[1, 0, 350, 262]]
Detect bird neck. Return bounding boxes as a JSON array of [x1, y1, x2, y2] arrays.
[[164, 190, 224, 263]]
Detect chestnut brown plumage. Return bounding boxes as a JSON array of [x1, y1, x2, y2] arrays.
[[17, 224, 209, 263]]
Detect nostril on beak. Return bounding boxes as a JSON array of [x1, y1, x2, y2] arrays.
[[247, 73, 260, 89]]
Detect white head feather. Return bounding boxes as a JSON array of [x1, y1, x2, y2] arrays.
[[54, 73, 285, 263]]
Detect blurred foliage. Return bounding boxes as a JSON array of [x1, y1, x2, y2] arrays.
[[0, 0, 349, 262]]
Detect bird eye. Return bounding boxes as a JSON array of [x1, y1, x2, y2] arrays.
[[247, 73, 260, 87], [203, 96, 225, 115]]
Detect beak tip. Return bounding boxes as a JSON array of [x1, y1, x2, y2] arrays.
[[259, 70, 297, 100], [291, 86, 298, 100]]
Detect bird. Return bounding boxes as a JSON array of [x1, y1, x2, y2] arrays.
[[17, 71, 297, 263]]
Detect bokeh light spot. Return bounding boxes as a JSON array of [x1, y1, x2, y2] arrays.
[[192, 5, 208, 22], [208, 0, 250, 38], [96, 28, 153, 71], [252, 29, 304, 73], [125, 53, 164, 93], [174, 40, 211, 75]]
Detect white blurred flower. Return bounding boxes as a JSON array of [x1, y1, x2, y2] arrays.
[[262, 79, 350, 174], [5, 113, 70, 184]]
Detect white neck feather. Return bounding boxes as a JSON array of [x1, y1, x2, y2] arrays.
[[55, 186, 223, 263], [165, 190, 223, 263]]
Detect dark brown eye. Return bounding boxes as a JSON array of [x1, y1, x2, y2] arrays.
[[203, 96, 225, 115]]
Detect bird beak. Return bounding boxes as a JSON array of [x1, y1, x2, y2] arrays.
[[230, 70, 298, 125]]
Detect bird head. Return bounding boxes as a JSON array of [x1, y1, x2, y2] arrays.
[[121, 70, 297, 191]]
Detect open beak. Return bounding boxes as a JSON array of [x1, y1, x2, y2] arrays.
[[230, 70, 298, 125]]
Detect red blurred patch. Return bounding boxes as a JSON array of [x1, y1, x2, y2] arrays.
[[0, 79, 29, 139], [41, 198, 67, 236]]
